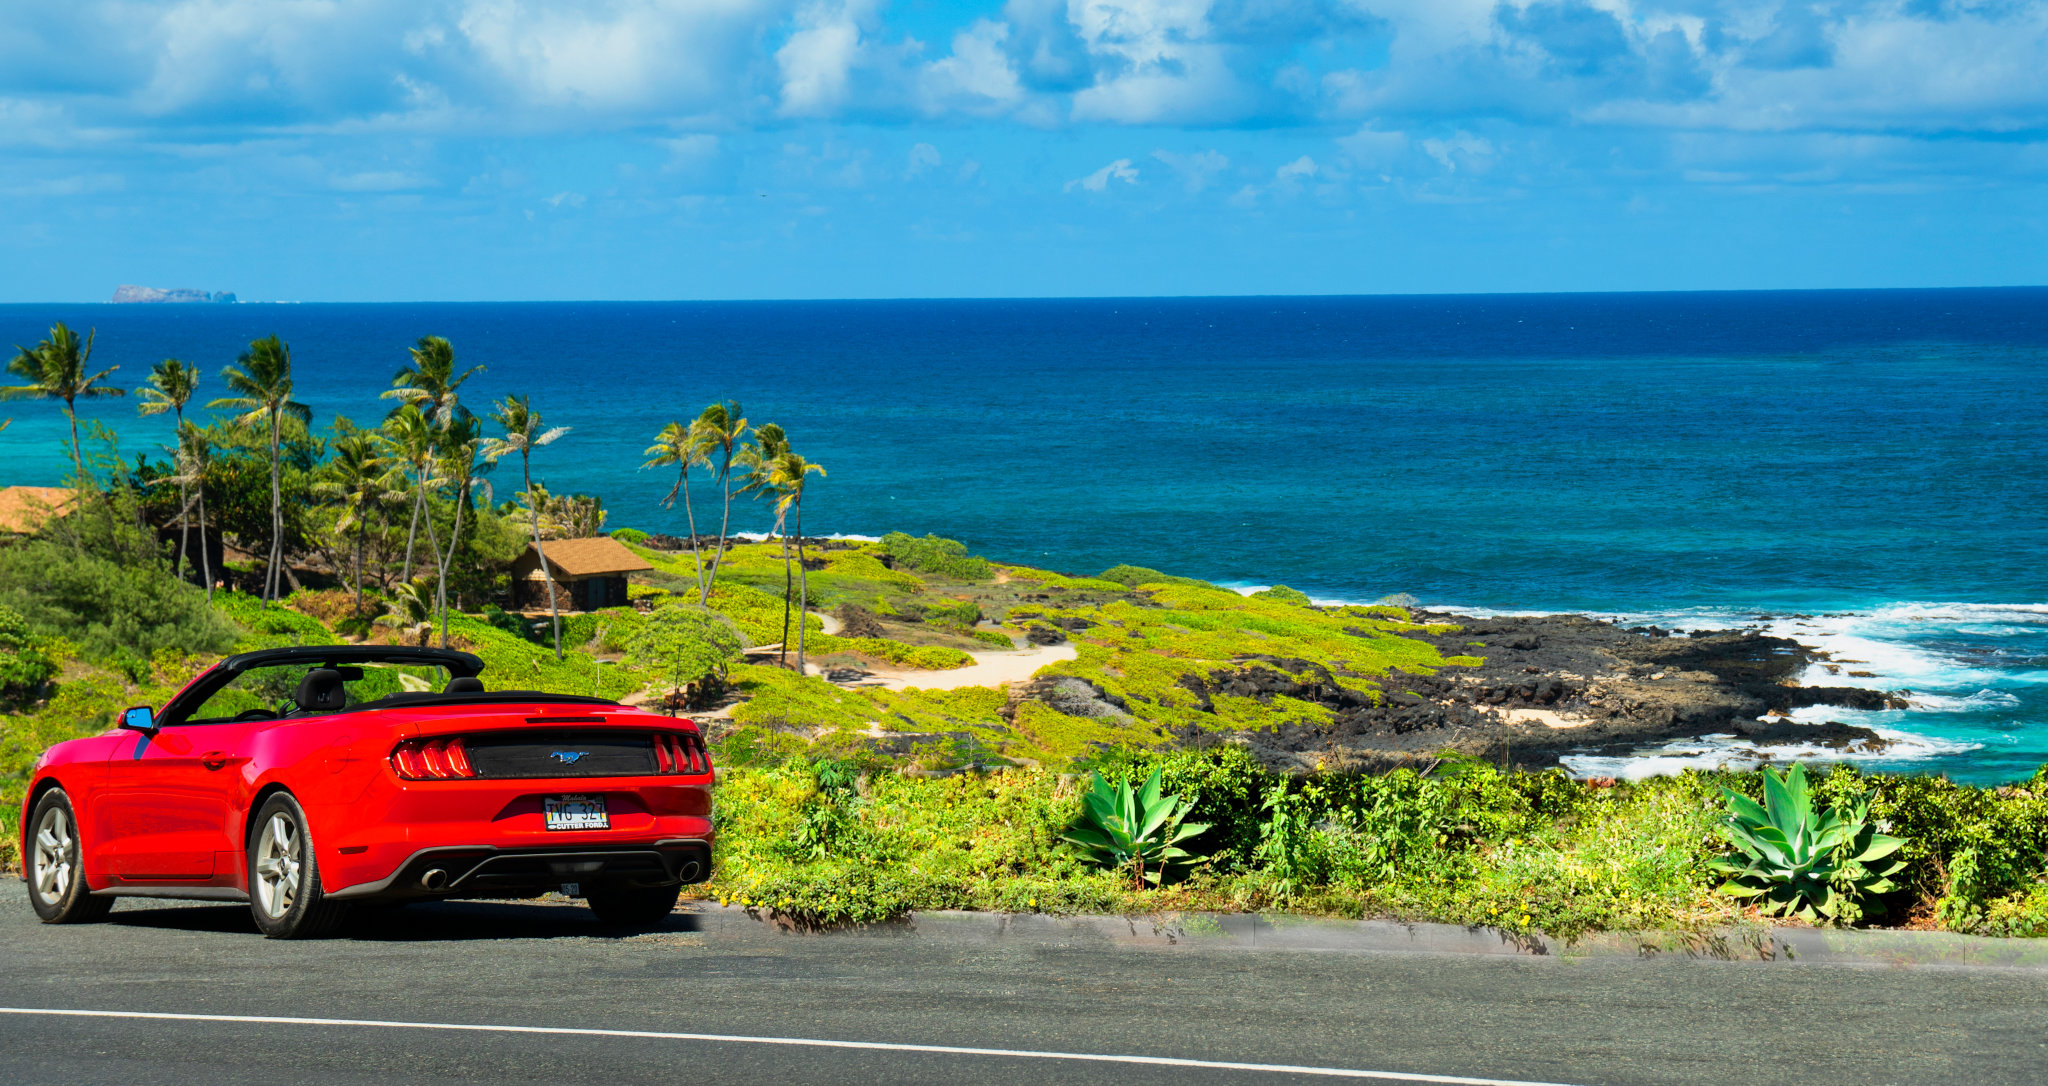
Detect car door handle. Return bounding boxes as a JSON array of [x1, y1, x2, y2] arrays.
[[201, 752, 230, 770]]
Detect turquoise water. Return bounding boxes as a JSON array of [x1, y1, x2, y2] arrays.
[[4, 290, 2044, 781]]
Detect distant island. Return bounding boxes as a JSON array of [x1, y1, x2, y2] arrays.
[[110, 285, 237, 304]]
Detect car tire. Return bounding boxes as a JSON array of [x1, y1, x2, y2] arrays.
[[585, 883, 681, 930], [247, 793, 350, 939], [25, 789, 113, 924]]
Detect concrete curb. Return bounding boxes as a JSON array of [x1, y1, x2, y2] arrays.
[[677, 902, 2048, 970], [10, 879, 2045, 969]]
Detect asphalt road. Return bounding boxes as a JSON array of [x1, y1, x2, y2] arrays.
[[1, 882, 2044, 1085]]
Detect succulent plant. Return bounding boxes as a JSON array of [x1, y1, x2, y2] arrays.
[[1710, 763, 1906, 925], [1062, 769, 1209, 890]]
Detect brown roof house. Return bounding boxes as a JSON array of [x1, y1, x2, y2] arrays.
[[0, 486, 76, 535], [510, 536, 654, 612]]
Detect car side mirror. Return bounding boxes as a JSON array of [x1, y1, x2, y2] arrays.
[[119, 705, 158, 733]]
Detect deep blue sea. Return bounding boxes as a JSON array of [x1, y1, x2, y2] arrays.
[[4, 291, 2045, 781]]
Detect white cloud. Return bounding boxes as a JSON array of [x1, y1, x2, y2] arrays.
[[906, 141, 942, 175], [777, 0, 872, 117], [1065, 156, 1139, 192], [1338, 125, 1408, 170], [919, 19, 1025, 114], [1152, 148, 1228, 191], [1421, 132, 1493, 173]]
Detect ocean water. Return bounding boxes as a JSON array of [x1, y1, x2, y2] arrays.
[[3, 290, 2044, 782]]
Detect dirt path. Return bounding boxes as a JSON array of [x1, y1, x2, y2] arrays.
[[862, 641, 1078, 692]]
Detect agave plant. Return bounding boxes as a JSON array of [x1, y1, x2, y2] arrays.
[[1061, 770, 1209, 890], [1709, 763, 1907, 925]]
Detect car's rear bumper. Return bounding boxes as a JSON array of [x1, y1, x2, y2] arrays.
[[311, 776, 715, 899], [326, 839, 713, 901]]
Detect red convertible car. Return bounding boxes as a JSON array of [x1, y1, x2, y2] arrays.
[[18, 645, 714, 938]]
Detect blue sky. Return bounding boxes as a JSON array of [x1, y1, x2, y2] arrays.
[[2, 0, 2044, 301]]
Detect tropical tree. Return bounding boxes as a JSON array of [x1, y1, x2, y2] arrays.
[[642, 420, 707, 600], [3, 322, 124, 489], [150, 424, 216, 601], [137, 359, 201, 579], [381, 335, 482, 426], [690, 401, 748, 604], [427, 413, 490, 648], [767, 449, 825, 673], [382, 335, 480, 577], [382, 404, 439, 582], [210, 335, 311, 602], [314, 423, 404, 617], [375, 579, 435, 646], [483, 395, 570, 660]]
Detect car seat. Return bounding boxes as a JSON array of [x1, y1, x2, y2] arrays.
[[294, 668, 348, 713]]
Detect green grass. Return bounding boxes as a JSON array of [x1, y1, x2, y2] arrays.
[[695, 747, 2048, 940]]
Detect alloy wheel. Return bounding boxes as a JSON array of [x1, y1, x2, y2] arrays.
[[31, 804, 75, 904], [253, 813, 302, 919]]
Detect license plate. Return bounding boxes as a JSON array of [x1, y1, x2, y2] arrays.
[[543, 794, 608, 831]]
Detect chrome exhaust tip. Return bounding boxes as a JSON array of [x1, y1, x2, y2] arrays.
[[420, 868, 449, 892]]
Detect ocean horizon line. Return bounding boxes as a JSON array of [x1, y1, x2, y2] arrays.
[[12, 282, 2048, 307]]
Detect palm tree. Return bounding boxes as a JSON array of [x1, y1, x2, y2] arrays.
[[382, 335, 481, 578], [483, 395, 571, 660], [642, 420, 708, 600], [382, 404, 439, 582], [381, 335, 483, 425], [691, 401, 748, 604], [138, 359, 200, 579], [429, 413, 490, 648], [375, 580, 436, 646], [3, 322, 124, 489], [768, 450, 826, 673], [736, 422, 794, 659], [314, 426, 403, 619], [150, 423, 216, 601], [210, 335, 311, 602]]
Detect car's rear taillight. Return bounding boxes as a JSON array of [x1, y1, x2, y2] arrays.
[[655, 731, 710, 775], [391, 737, 481, 781]]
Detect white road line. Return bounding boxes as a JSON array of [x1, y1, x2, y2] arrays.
[[0, 1006, 1583, 1086]]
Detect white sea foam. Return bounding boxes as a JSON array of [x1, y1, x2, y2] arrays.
[[727, 531, 883, 543], [1559, 727, 1985, 781]]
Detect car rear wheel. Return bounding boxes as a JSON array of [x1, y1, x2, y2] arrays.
[[26, 789, 113, 924], [247, 794, 350, 939], [585, 883, 681, 930]]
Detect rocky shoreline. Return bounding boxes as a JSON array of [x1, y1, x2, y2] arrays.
[[1196, 611, 1907, 773]]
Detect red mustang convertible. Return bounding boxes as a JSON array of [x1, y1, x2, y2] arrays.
[[18, 645, 714, 938]]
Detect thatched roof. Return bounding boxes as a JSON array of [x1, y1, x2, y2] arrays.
[[521, 536, 655, 579], [0, 486, 76, 534]]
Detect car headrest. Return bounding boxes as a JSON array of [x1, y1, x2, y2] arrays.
[[445, 677, 485, 694], [295, 668, 348, 713]]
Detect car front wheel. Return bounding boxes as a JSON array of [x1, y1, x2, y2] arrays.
[[247, 794, 349, 939], [26, 789, 113, 924]]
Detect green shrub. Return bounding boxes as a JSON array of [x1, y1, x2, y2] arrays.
[[970, 628, 1016, 649], [622, 606, 744, 691], [0, 605, 59, 702], [808, 635, 974, 670], [880, 533, 992, 581], [482, 605, 537, 642], [1252, 585, 1313, 606], [611, 527, 649, 545], [0, 539, 239, 660], [212, 592, 338, 649], [1097, 564, 1215, 590]]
